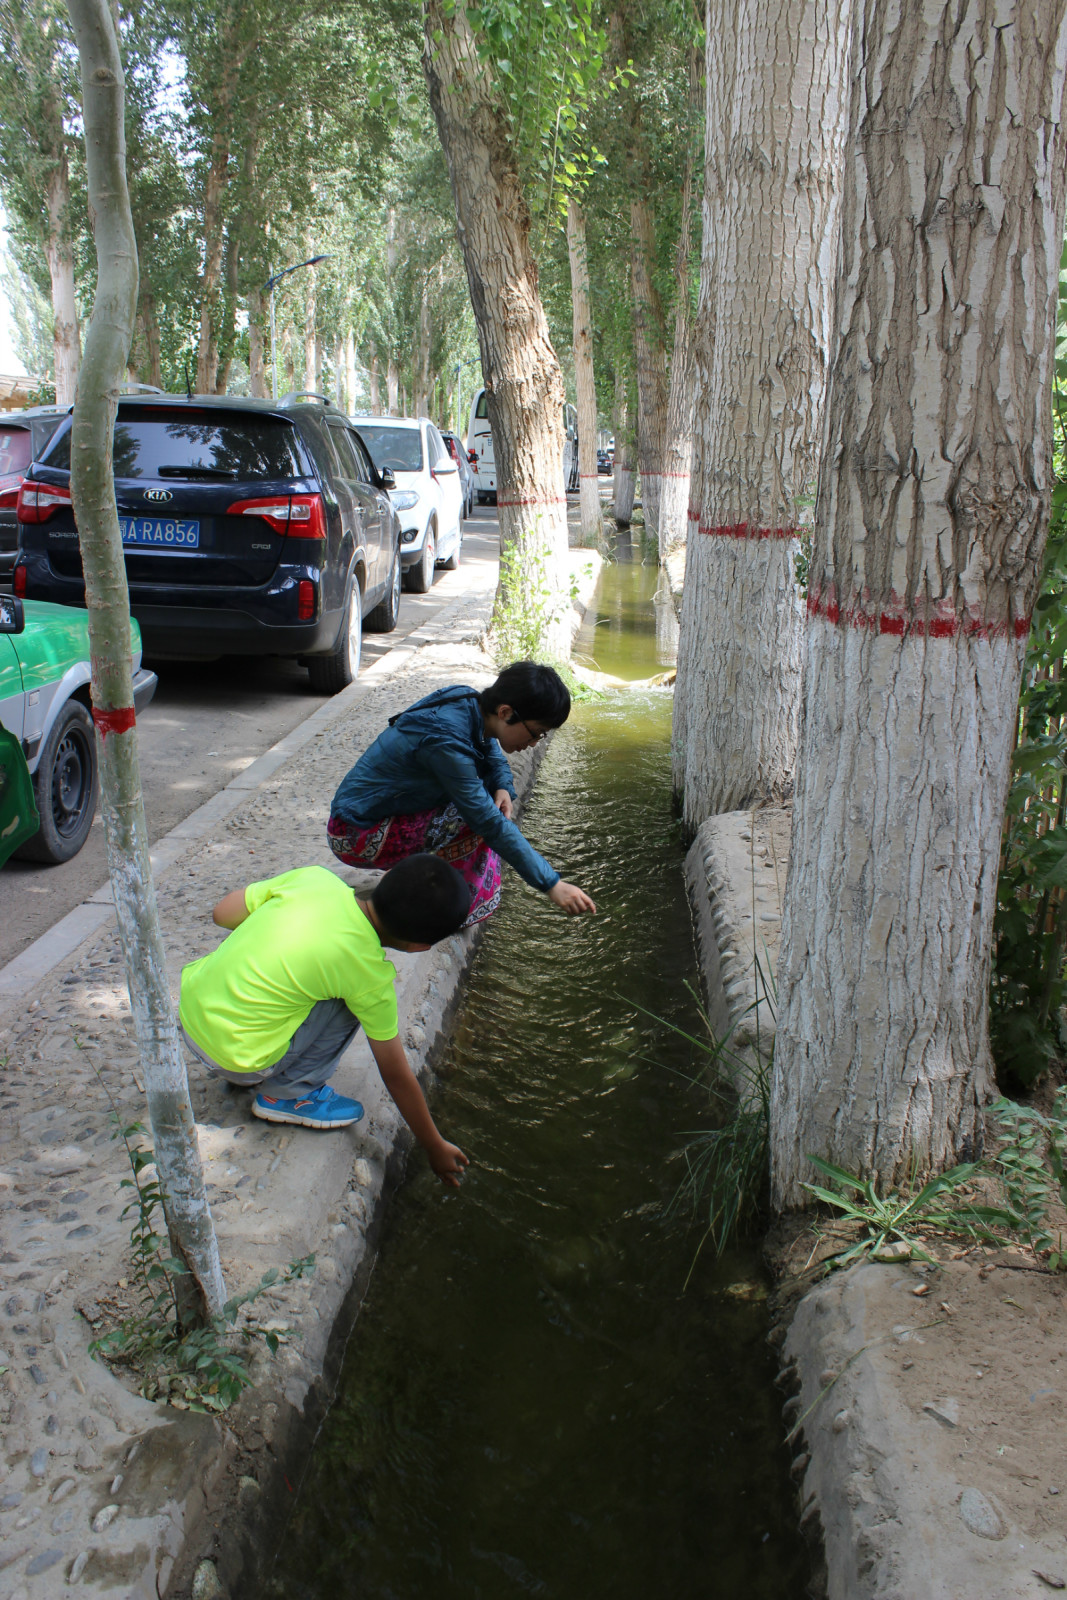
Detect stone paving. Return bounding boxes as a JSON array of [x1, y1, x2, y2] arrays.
[[0, 552, 601, 1599]]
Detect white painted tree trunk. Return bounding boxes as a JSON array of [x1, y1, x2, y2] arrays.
[[386, 356, 399, 415], [657, 45, 702, 562], [368, 348, 381, 413], [423, 0, 570, 656], [613, 368, 636, 526], [64, 0, 226, 1321], [672, 0, 850, 826], [45, 163, 80, 405], [770, 0, 1067, 1207], [629, 198, 669, 542], [566, 199, 603, 548]]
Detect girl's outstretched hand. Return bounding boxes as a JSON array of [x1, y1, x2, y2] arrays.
[[549, 881, 597, 915], [430, 1140, 469, 1188]]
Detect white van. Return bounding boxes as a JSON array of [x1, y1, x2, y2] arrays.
[[466, 389, 578, 503]]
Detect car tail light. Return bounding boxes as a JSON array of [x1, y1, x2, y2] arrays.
[[0, 472, 22, 510], [13, 563, 26, 597], [227, 494, 327, 539], [17, 479, 72, 523], [297, 579, 316, 620]]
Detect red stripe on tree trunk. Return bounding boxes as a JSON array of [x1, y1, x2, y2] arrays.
[[687, 513, 798, 539], [495, 496, 569, 507], [92, 705, 136, 736], [806, 584, 1030, 640]]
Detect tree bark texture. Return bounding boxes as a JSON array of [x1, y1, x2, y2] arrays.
[[369, 348, 381, 413], [64, 0, 226, 1319], [423, 0, 570, 655], [613, 366, 636, 525], [567, 199, 604, 548], [247, 286, 267, 397], [770, 0, 1067, 1207], [629, 198, 669, 541], [657, 45, 703, 561], [45, 160, 81, 405], [672, 0, 850, 827]]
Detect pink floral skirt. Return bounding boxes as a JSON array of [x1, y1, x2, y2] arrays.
[[326, 803, 502, 925]]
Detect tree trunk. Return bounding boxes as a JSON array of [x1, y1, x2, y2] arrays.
[[770, 0, 1067, 1207], [64, 0, 226, 1322], [303, 265, 317, 394], [424, 0, 570, 656], [672, 0, 850, 827], [214, 232, 239, 395], [44, 161, 81, 405], [368, 347, 381, 413], [657, 45, 702, 561], [195, 138, 227, 393], [386, 354, 399, 414], [566, 198, 603, 548], [629, 198, 669, 541], [613, 367, 636, 526], [139, 286, 163, 389], [416, 282, 432, 415], [247, 286, 267, 397]]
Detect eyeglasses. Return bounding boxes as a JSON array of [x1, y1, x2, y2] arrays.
[[518, 718, 548, 744]]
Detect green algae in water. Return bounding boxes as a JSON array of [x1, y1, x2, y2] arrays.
[[269, 563, 811, 1600]]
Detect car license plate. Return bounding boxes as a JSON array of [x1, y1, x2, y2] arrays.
[[119, 517, 200, 548]]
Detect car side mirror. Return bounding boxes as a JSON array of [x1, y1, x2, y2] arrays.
[[0, 596, 24, 635], [379, 467, 396, 491]]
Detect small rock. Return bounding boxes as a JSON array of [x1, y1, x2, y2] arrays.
[[28, 1365, 45, 1386], [901, 1357, 914, 1370], [26, 1547, 64, 1576], [872, 1240, 911, 1262], [65, 1225, 97, 1240], [832, 1409, 850, 1433], [959, 1486, 1005, 1540], [923, 1397, 959, 1429], [109, 1474, 122, 1495], [51, 1507, 75, 1533], [90, 1503, 118, 1532], [45, 1414, 58, 1435], [940, 1300, 957, 1316], [68, 1549, 90, 1582], [1050, 1486, 1060, 1496], [0, 1491, 22, 1508], [1034, 1572, 1066, 1591], [78, 1417, 97, 1439], [74, 1444, 97, 1471], [0, 1545, 28, 1573], [912, 1283, 930, 1297], [818, 1369, 837, 1387], [30, 1447, 49, 1476], [49, 1478, 76, 1503], [191, 1558, 227, 1599]]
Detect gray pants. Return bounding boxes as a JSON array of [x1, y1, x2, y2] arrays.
[[181, 999, 361, 1100]]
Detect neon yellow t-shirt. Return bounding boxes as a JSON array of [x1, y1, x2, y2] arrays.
[[179, 865, 398, 1073]]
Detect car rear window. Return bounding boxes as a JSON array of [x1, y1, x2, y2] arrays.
[[0, 427, 32, 476], [42, 409, 302, 481], [357, 425, 424, 473]]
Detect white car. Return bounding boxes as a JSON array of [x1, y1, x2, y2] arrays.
[[350, 416, 463, 593]]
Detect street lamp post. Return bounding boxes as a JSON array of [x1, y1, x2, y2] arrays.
[[263, 254, 332, 400]]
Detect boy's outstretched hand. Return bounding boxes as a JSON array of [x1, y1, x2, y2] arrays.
[[549, 880, 597, 916], [429, 1139, 469, 1188]]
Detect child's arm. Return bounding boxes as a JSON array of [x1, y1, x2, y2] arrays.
[[212, 889, 250, 929], [368, 1035, 468, 1188]]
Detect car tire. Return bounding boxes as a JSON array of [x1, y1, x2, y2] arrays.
[[14, 700, 98, 865], [441, 528, 461, 570], [366, 547, 401, 633], [308, 580, 362, 693], [406, 524, 436, 593]]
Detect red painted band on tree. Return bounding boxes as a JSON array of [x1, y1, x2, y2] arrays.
[[495, 496, 569, 508], [806, 583, 1031, 640], [92, 705, 137, 736], [688, 513, 799, 540]]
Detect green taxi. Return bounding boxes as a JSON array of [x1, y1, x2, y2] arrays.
[[0, 594, 156, 864]]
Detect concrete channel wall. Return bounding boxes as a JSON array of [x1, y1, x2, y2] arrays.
[[0, 553, 601, 1600]]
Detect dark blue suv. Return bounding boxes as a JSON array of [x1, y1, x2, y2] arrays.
[[14, 394, 403, 692]]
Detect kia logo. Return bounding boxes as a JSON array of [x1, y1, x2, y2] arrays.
[[143, 488, 173, 503]]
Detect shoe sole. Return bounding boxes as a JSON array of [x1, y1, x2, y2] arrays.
[[252, 1102, 363, 1129]]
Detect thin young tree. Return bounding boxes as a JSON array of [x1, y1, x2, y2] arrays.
[[671, 0, 850, 827], [771, 0, 1067, 1205], [64, 0, 226, 1318]]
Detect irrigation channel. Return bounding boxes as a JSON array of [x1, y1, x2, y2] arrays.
[[268, 549, 812, 1598]]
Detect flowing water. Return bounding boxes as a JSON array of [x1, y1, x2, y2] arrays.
[[269, 552, 811, 1599]]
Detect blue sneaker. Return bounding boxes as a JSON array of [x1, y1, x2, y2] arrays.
[[252, 1084, 364, 1130]]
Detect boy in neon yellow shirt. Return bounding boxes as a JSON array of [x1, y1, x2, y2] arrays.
[[180, 854, 471, 1187]]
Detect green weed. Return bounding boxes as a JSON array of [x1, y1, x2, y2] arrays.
[[990, 1088, 1067, 1269], [800, 1158, 1008, 1268]]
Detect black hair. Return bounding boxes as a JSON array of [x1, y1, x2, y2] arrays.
[[371, 854, 471, 944], [478, 661, 571, 728]]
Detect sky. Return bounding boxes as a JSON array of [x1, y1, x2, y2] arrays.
[[0, 208, 27, 375]]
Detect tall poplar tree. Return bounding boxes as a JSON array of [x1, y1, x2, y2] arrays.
[[770, 0, 1067, 1205]]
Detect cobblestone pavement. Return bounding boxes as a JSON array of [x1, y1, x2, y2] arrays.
[[0, 551, 600, 1600]]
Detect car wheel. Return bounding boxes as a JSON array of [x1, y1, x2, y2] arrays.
[[406, 524, 436, 593], [441, 527, 461, 570], [366, 546, 401, 633], [308, 580, 362, 693], [14, 700, 98, 865]]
